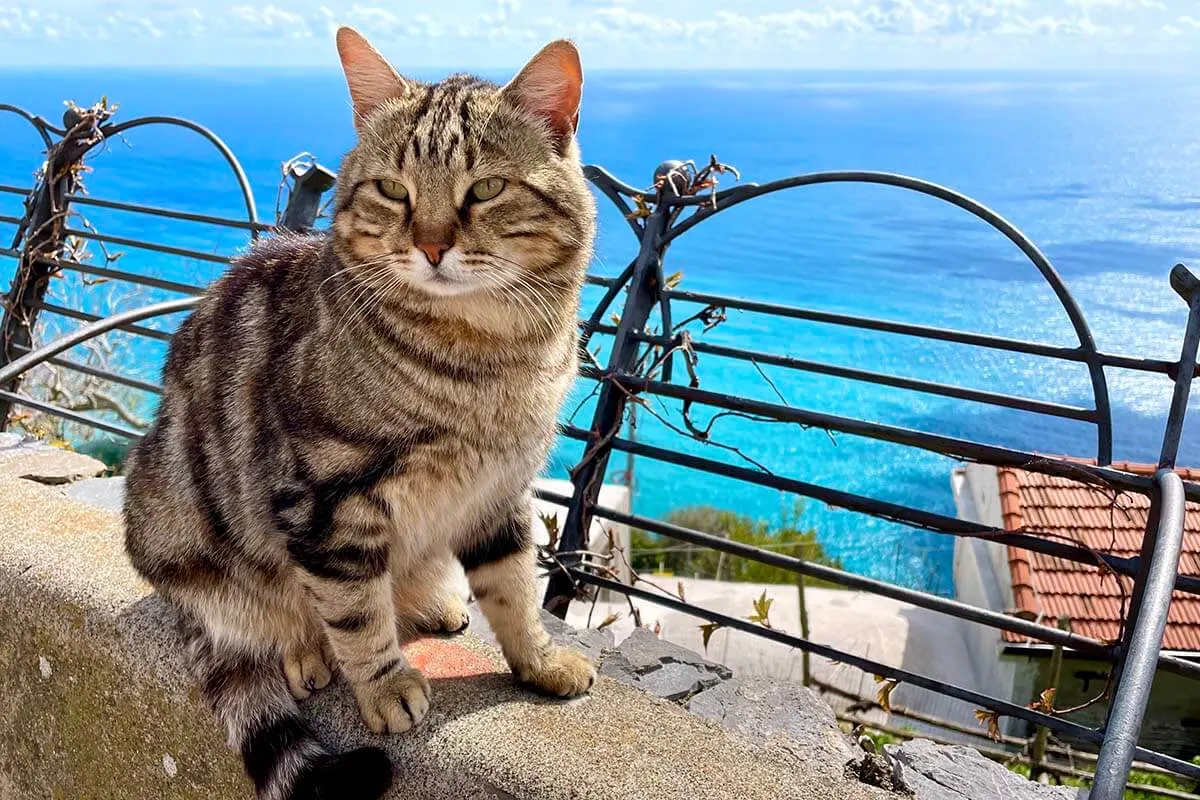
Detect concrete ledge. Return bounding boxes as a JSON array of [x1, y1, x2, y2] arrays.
[[0, 472, 895, 800]]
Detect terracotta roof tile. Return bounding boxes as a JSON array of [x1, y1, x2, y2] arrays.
[[997, 461, 1200, 651]]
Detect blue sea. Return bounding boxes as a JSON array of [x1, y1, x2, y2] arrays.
[[2, 69, 1198, 595]]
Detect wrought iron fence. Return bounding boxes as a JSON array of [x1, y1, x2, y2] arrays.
[[1, 100, 1198, 800]]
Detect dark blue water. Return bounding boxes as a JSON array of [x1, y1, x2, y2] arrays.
[[2, 69, 1198, 594]]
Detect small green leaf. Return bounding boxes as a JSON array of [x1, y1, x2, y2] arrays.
[[974, 709, 1003, 741], [538, 512, 560, 550], [747, 590, 774, 628], [699, 622, 722, 651], [1029, 687, 1056, 714], [874, 676, 899, 714]]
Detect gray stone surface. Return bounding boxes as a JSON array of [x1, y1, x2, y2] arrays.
[[65, 476, 126, 512], [884, 739, 1084, 799], [0, 438, 107, 484], [638, 662, 711, 702], [589, 627, 734, 703], [688, 677, 856, 772], [541, 607, 616, 662], [616, 627, 733, 680], [0, 467, 897, 800]]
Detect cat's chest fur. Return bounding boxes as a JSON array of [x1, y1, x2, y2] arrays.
[[368, 429, 544, 564], [343, 360, 572, 563]]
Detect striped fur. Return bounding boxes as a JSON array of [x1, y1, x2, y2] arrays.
[[123, 32, 596, 800]]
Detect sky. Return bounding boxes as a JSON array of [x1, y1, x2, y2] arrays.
[[0, 0, 1198, 70]]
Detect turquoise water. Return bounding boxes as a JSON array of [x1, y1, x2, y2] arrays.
[[1, 69, 1198, 594]]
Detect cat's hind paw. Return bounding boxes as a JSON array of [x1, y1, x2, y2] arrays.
[[284, 641, 334, 700]]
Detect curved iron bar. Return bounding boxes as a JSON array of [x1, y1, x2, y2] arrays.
[[578, 260, 637, 354], [0, 104, 55, 148], [98, 116, 260, 237], [0, 389, 142, 439], [36, 301, 175, 343], [657, 170, 1114, 464], [584, 166, 644, 239], [1091, 470, 1189, 799], [0, 298, 201, 387]]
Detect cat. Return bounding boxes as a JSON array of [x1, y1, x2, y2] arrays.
[[122, 26, 597, 800]]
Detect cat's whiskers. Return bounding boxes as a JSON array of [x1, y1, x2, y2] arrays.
[[323, 253, 397, 305], [475, 270, 549, 334], [328, 267, 396, 335], [478, 263, 559, 333], [332, 261, 399, 339], [319, 254, 391, 292], [340, 270, 408, 343]]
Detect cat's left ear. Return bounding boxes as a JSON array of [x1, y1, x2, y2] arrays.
[[502, 39, 583, 153], [336, 26, 410, 128]]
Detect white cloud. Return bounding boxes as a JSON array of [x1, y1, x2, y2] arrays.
[[1066, 0, 1164, 7], [576, 1, 1122, 46], [0, 0, 1192, 65], [229, 4, 312, 38]]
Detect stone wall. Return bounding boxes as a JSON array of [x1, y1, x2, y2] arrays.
[[0, 437, 1081, 800]]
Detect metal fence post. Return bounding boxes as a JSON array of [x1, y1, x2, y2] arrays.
[[1092, 266, 1198, 797], [1030, 617, 1070, 782], [1158, 264, 1200, 471], [277, 159, 336, 233], [543, 163, 677, 617], [0, 104, 114, 429], [1091, 470, 1187, 799]]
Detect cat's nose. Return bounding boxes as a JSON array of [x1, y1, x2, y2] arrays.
[[416, 241, 451, 266]]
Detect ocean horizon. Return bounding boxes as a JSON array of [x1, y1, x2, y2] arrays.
[[2, 67, 1197, 595]]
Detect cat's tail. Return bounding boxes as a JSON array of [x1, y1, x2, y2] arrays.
[[181, 615, 393, 800]]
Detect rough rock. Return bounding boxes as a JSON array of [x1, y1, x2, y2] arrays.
[[638, 662, 712, 702], [616, 627, 733, 680], [65, 476, 127, 512], [688, 677, 857, 771], [541, 607, 616, 662], [593, 627, 733, 702], [884, 739, 1084, 799], [0, 438, 106, 484]]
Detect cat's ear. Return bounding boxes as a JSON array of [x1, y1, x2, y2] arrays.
[[336, 26, 409, 127], [502, 39, 583, 152]]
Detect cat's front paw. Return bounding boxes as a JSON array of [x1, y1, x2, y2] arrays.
[[514, 646, 596, 698], [354, 667, 431, 734]]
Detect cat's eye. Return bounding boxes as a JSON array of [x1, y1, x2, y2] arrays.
[[469, 177, 506, 203], [377, 179, 409, 202]]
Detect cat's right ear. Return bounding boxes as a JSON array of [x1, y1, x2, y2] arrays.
[[336, 26, 409, 128]]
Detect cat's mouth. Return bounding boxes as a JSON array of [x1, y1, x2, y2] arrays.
[[407, 259, 482, 298]]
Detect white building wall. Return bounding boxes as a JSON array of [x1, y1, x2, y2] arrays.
[[951, 465, 1024, 737]]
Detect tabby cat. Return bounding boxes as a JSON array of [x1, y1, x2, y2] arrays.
[[123, 27, 597, 800]]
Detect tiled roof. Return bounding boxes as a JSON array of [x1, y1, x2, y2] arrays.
[[998, 461, 1200, 651]]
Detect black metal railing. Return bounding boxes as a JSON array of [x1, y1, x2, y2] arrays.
[[1, 103, 1198, 800]]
